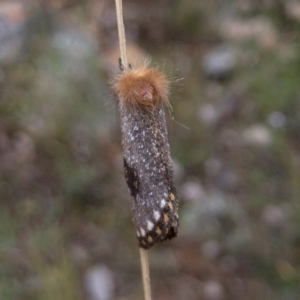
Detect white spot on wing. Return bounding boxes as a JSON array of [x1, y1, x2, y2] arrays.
[[147, 221, 154, 231], [140, 228, 146, 237], [160, 199, 166, 208], [154, 211, 160, 221]]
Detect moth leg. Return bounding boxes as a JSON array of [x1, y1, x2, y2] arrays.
[[118, 58, 132, 72]]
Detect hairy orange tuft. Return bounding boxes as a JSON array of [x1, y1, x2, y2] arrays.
[[113, 64, 170, 110]]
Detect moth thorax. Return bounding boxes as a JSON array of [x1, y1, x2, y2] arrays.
[[114, 66, 170, 111]]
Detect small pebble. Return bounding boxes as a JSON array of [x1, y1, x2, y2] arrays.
[[202, 46, 236, 80], [203, 280, 224, 300], [84, 265, 114, 300], [268, 111, 286, 128], [243, 124, 272, 146]]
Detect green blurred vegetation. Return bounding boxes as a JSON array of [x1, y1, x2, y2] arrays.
[[1, 0, 300, 299]]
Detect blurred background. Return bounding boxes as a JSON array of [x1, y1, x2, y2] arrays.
[[1, 0, 300, 299]]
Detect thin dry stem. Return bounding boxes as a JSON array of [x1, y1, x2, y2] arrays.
[[114, 1, 152, 300], [140, 248, 152, 300], [115, 0, 128, 70]]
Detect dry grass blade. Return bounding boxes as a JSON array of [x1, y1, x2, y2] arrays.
[[114, 1, 152, 299]]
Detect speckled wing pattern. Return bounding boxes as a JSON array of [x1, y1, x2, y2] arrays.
[[121, 104, 179, 249]]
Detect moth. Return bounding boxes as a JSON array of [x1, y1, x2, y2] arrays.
[[114, 60, 179, 249]]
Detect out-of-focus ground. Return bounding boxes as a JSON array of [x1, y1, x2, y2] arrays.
[[1, 0, 300, 299]]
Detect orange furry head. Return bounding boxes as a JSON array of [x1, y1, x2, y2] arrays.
[[113, 63, 170, 110]]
